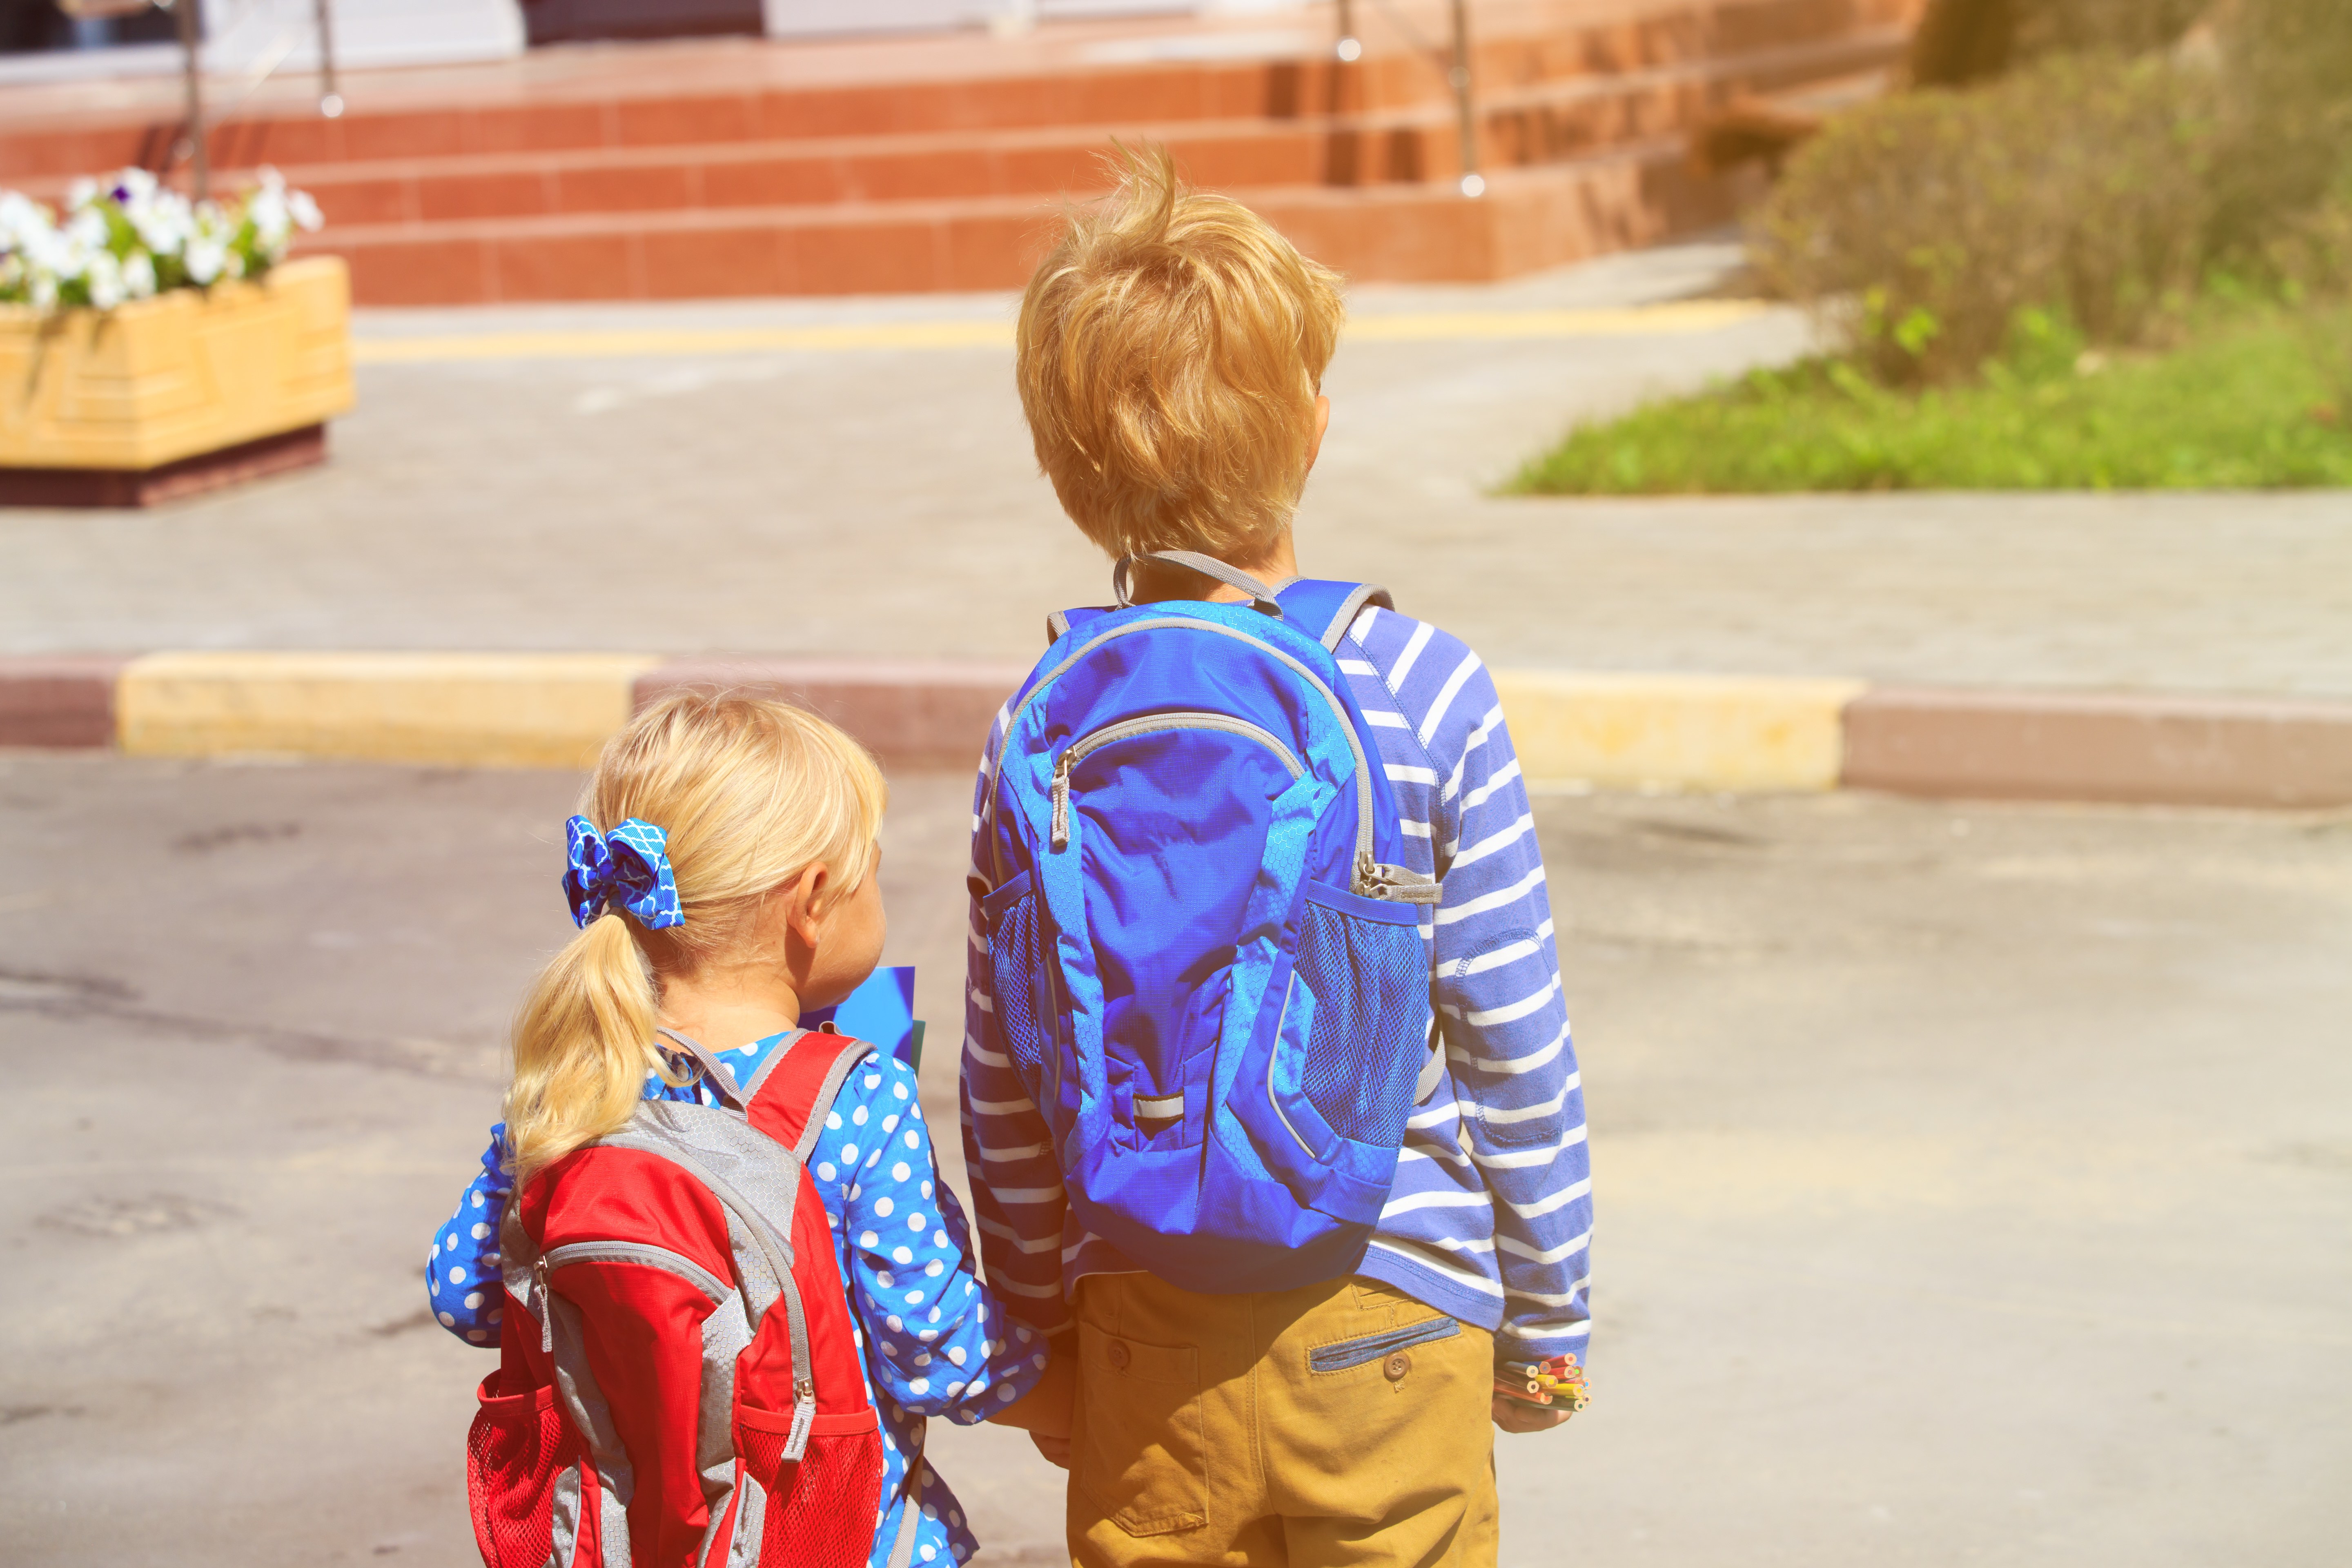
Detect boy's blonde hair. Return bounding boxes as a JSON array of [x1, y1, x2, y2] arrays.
[[504, 693, 887, 1185], [1016, 144, 1344, 563]]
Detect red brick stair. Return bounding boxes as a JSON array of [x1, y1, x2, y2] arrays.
[[0, 0, 1922, 303]]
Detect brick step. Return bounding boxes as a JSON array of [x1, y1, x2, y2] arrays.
[[0, 0, 1916, 183], [5, 23, 1896, 232], [305, 136, 1733, 304], [242, 122, 1332, 229]]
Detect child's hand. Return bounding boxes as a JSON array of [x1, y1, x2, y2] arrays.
[[984, 1336, 1076, 1440], [1492, 1395, 1575, 1433]]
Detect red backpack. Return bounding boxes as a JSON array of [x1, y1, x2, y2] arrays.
[[464, 1029, 917, 1568]]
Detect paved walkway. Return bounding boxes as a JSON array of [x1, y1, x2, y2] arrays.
[[6, 239, 2347, 696], [6, 754, 2346, 1565]]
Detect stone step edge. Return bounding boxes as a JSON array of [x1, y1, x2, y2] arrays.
[[4, 652, 2346, 809]]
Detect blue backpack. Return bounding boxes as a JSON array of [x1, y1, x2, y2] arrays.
[[975, 551, 1439, 1293]]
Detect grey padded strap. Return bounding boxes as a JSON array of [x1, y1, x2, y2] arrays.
[[885, 1421, 927, 1568], [1113, 551, 1283, 616], [655, 1028, 746, 1107], [1045, 609, 1072, 645], [1317, 583, 1395, 651], [794, 1039, 874, 1164]]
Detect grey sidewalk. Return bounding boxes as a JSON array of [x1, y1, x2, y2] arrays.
[[4, 239, 2348, 697]]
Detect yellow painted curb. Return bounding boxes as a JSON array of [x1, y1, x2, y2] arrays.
[[116, 652, 659, 768], [1494, 671, 1868, 793]]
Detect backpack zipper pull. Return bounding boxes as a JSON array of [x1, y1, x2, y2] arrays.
[[533, 1255, 554, 1354], [1050, 753, 1073, 851], [784, 1377, 817, 1461]]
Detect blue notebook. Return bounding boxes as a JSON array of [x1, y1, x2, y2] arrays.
[[799, 965, 924, 1069]]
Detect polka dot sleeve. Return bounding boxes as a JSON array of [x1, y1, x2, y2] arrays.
[[428, 1124, 512, 1347], [820, 1056, 1049, 1423]]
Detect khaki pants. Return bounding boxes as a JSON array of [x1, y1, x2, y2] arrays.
[[1067, 1271, 1498, 1568]]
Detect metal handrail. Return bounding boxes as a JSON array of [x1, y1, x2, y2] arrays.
[[153, 0, 343, 199], [1339, 0, 1482, 196]]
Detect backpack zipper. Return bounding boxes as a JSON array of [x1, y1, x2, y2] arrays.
[[530, 1241, 731, 1354], [991, 616, 1381, 884], [1050, 711, 1303, 852]]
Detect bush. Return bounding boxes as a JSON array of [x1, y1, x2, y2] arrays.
[[2206, 0, 2352, 261], [1752, 51, 2218, 383], [1907, 0, 2206, 87]]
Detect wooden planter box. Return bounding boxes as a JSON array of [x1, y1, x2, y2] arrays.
[[0, 256, 355, 506]]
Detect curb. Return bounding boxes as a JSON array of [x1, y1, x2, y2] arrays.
[[4, 653, 2349, 810]]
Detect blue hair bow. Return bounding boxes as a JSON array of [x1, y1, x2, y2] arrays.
[[563, 816, 684, 931]]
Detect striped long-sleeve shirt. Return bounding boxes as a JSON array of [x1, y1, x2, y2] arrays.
[[958, 604, 1592, 1366]]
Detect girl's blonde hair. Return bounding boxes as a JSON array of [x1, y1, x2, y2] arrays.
[[1016, 143, 1344, 563], [504, 693, 887, 1186]]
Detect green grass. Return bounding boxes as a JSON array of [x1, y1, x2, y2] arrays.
[[1511, 304, 2352, 493]]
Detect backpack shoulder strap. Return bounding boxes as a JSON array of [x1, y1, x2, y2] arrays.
[[1046, 605, 1117, 647], [742, 1025, 875, 1162], [1274, 578, 1396, 652]]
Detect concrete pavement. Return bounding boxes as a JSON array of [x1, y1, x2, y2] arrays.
[[4, 240, 2347, 698], [2, 751, 2346, 1566]]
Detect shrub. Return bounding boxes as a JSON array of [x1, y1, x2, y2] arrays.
[[1907, 0, 2206, 87], [2206, 0, 2352, 262], [1751, 51, 2218, 383]]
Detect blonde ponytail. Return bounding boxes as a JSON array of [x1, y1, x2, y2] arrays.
[[504, 912, 663, 1185], [503, 693, 887, 1187]]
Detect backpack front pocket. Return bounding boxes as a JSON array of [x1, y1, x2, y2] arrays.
[[466, 1373, 589, 1568]]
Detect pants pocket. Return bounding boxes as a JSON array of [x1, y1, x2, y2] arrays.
[[1306, 1314, 1463, 1374], [1074, 1320, 1209, 1537]]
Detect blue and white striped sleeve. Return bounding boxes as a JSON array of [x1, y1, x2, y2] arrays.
[[1422, 653, 1594, 1367], [958, 703, 1074, 1336]]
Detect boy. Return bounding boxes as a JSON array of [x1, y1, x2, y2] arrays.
[[961, 148, 1590, 1567]]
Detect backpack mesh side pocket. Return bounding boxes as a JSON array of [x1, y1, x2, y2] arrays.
[[986, 875, 1051, 1093], [1294, 893, 1428, 1148], [465, 1372, 583, 1568], [736, 1410, 884, 1568]]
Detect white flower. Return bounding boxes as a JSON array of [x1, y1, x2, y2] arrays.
[[0, 166, 321, 307], [64, 206, 108, 250], [83, 251, 125, 310], [183, 237, 226, 285]]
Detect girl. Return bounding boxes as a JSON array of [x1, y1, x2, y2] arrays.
[[428, 693, 1069, 1567]]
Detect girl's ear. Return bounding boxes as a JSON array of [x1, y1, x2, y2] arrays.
[[784, 862, 833, 947]]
